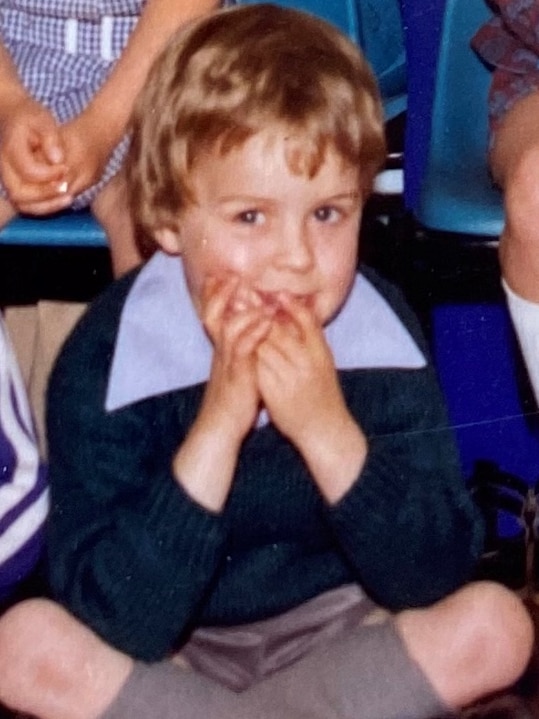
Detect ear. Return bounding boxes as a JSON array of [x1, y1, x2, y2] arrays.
[[154, 227, 182, 255]]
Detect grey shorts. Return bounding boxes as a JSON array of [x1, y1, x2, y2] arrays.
[[103, 585, 448, 719]]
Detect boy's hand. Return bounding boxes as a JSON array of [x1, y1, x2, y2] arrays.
[[256, 294, 367, 503], [0, 97, 72, 214], [173, 277, 274, 513], [200, 277, 274, 442]]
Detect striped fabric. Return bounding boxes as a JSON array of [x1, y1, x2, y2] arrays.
[[0, 317, 48, 601]]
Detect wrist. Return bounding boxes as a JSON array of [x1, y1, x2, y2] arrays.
[[297, 411, 368, 504], [172, 412, 244, 513], [84, 89, 130, 145], [0, 90, 34, 126], [80, 100, 122, 154]]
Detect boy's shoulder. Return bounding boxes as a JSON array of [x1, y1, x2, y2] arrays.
[[67, 266, 139, 348]]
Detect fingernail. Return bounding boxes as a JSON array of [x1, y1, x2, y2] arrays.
[[58, 181, 69, 194]]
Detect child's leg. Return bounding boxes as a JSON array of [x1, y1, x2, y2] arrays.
[[0, 599, 133, 719], [0, 598, 445, 719], [91, 171, 142, 278], [396, 580, 533, 709], [490, 90, 539, 400], [0, 583, 533, 719]]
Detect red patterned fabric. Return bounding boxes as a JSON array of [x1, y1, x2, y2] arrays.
[[472, 0, 539, 135]]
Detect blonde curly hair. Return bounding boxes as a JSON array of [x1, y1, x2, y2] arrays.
[[126, 3, 386, 252]]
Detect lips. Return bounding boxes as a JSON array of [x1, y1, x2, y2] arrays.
[[257, 291, 314, 309], [227, 289, 316, 315]]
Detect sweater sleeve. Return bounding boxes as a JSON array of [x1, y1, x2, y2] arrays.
[[46, 283, 228, 661], [327, 367, 484, 610], [326, 271, 485, 610]]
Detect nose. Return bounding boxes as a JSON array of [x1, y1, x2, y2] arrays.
[[275, 219, 314, 272]]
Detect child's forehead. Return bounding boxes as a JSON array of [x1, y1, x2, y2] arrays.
[[197, 126, 359, 176], [183, 130, 361, 211]]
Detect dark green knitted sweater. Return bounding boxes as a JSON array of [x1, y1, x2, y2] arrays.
[[46, 266, 484, 662]]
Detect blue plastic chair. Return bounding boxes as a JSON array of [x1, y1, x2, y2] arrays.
[[402, 0, 539, 485], [413, 0, 503, 235], [237, 0, 407, 120], [0, 210, 106, 248]]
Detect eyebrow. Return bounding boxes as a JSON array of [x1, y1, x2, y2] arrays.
[[215, 190, 361, 204], [322, 191, 361, 202]]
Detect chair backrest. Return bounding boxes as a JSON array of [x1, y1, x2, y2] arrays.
[[235, 0, 407, 119], [353, 0, 407, 119], [235, 0, 360, 43], [413, 0, 504, 235]]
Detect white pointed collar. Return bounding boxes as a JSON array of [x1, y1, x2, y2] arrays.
[[105, 251, 426, 412]]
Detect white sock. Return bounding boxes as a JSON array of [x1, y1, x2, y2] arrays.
[[503, 278, 539, 403]]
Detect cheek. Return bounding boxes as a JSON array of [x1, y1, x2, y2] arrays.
[[324, 244, 357, 285], [207, 244, 269, 285], [319, 248, 357, 312]]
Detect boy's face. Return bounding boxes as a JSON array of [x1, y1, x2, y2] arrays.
[[157, 129, 363, 326]]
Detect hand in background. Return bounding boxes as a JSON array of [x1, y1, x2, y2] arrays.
[[58, 107, 115, 200], [0, 96, 71, 214]]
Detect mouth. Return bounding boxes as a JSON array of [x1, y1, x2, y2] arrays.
[[257, 291, 315, 310], [226, 288, 317, 315]]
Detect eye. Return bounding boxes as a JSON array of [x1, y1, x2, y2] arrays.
[[314, 205, 341, 223], [236, 209, 264, 225]]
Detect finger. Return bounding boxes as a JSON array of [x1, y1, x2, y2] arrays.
[[256, 325, 294, 377], [4, 153, 69, 186], [231, 312, 274, 358], [229, 283, 264, 313], [7, 177, 72, 205], [16, 192, 74, 215], [259, 315, 305, 366], [40, 129, 65, 166], [275, 293, 319, 337], [220, 303, 273, 350], [202, 276, 240, 340]]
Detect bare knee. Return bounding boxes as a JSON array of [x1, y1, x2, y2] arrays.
[[397, 582, 534, 709], [456, 582, 533, 686], [0, 598, 68, 709], [0, 598, 133, 719]]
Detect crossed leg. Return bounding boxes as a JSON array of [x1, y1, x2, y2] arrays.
[[0, 582, 532, 719]]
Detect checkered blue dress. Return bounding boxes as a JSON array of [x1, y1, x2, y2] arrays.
[[0, 0, 236, 208]]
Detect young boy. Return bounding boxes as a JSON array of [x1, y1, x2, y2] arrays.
[[0, 5, 533, 719]]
